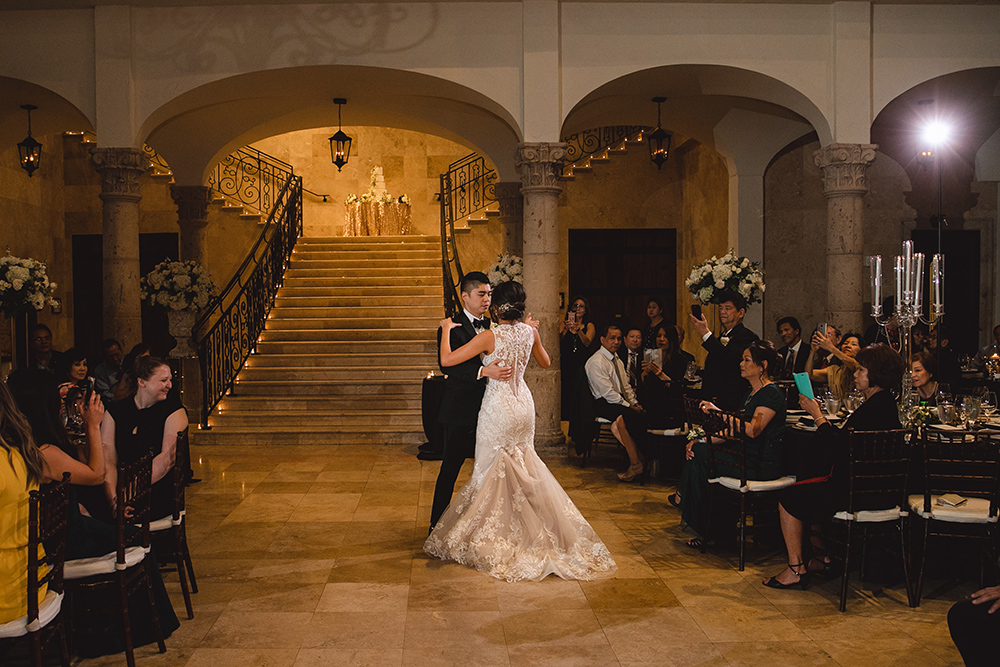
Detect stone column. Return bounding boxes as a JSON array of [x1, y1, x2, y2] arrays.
[[814, 143, 878, 333], [494, 181, 524, 256], [170, 185, 212, 264], [516, 142, 567, 452], [91, 147, 147, 347], [169, 185, 212, 425]]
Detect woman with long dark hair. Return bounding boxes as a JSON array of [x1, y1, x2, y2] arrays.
[[559, 295, 596, 418]]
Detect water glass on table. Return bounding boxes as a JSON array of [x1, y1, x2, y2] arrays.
[[960, 395, 982, 428], [822, 391, 841, 417], [982, 391, 997, 419]]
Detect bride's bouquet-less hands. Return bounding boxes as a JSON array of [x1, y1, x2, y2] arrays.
[[0, 253, 57, 316], [140, 259, 219, 311]]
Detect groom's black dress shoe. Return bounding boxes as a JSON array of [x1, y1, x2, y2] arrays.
[[417, 451, 444, 461], [418, 442, 436, 453]]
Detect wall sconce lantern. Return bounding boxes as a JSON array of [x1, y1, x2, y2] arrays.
[[18, 104, 42, 177], [328, 98, 352, 171], [648, 96, 672, 170]]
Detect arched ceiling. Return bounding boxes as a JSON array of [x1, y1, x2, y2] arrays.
[[140, 65, 522, 184], [561, 64, 829, 162], [0, 77, 92, 152]]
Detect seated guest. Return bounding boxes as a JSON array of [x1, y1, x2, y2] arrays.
[[690, 290, 759, 411], [776, 316, 808, 380], [92, 338, 124, 406], [912, 322, 932, 356], [638, 324, 690, 429], [805, 330, 862, 399], [55, 347, 94, 449], [764, 343, 903, 589], [812, 324, 843, 369], [973, 324, 1000, 370], [618, 326, 644, 390], [112, 342, 151, 403], [643, 297, 666, 350], [927, 325, 961, 386], [560, 296, 596, 419], [673, 340, 786, 548], [585, 324, 647, 482], [949, 584, 1000, 667], [103, 356, 187, 522], [6, 371, 180, 656], [28, 323, 61, 373], [911, 351, 940, 405]]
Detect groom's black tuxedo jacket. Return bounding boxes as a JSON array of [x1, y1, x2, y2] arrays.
[[437, 312, 488, 427]]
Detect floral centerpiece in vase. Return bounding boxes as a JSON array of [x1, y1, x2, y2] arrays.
[[140, 259, 219, 357], [685, 249, 765, 307], [487, 253, 523, 287], [1, 252, 58, 369]]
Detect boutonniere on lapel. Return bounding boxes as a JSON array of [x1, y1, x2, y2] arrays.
[[720, 336, 730, 346]]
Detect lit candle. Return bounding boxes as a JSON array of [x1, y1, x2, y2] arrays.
[[894, 255, 903, 313], [932, 253, 945, 310], [870, 255, 882, 316], [914, 253, 924, 312], [903, 241, 914, 303]]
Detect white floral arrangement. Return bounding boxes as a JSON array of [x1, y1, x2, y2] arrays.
[[487, 253, 523, 286], [344, 166, 409, 208], [685, 249, 765, 306], [140, 259, 219, 312], [0, 253, 57, 316], [345, 194, 359, 205]]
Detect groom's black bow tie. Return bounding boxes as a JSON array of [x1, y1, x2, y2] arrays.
[[472, 318, 490, 329]]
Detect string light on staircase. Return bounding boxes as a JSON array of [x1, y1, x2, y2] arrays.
[[648, 97, 672, 170], [328, 98, 352, 172], [18, 104, 42, 177]]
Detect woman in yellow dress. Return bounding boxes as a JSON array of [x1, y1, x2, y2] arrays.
[[0, 379, 48, 624]]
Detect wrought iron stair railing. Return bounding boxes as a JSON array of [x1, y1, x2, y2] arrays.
[[208, 146, 295, 215], [439, 153, 498, 317], [195, 165, 303, 428], [561, 125, 647, 175]]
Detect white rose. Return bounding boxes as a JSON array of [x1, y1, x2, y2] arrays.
[[49, 281, 57, 291], [11, 279, 23, 290], [698, 287, 713, 302], [715, 280, 725, 289]]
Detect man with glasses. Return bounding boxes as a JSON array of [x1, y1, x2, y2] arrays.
[[28, 323, 62, 373]]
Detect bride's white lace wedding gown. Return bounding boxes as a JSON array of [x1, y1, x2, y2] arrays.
[[424, 322, 617, 582]]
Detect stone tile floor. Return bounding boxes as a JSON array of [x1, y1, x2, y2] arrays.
[[75, 443, 968, 666]]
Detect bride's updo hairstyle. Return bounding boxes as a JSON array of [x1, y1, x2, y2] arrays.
[[492, 280, 527, 321]]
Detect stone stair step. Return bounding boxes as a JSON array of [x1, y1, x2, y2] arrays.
[[281, 276, 440, 288], [253, 340, 437, 355], [277, 285, 439, 297], [292, 250, 440, 262], [301, 235, 439, 245], [210, 410, 422, 427], [238, 366, 433, 381], [290, 258, 439, 270], [221, 395, 424, 411], [194, 428, 424, 446], [230, 379, 424, 396], [264, 317, 440, 330], [285, 267, 438, 278], [258, 328, 435, 342], [246, 352, 436, 367], [274, 294, 439, 308], [268, 306, 441, 319]]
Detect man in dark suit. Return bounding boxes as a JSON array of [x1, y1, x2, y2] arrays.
[[776, 316, 808, 380], [618, 326, 644, 390], [689, 290, 759, 411], [428, 272, 511, 533]]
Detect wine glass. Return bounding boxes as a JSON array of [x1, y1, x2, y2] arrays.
[[962, 396, 982, 426], [684, 362, 700, 382], [937, 401, 957, 426], [982, 392, 997, 419], [823, 390, 841, 417]]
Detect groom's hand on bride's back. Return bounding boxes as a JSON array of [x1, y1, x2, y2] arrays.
[[482, 360, 512, 381]]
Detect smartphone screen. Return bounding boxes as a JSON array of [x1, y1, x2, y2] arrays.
[[691, 304, 702, 318]]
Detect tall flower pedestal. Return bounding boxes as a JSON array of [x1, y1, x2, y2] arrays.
[[2, 310, 34, 374], [167, 310, 198, 358]]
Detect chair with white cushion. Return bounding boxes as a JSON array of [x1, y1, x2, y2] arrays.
[[831, 429, 913, 612], [909, 428, 1000, 607], [0, 473, 71, 667], [703, 409, 796, 571], [149, 428, 197, 619], [63, 451, 165, 667]]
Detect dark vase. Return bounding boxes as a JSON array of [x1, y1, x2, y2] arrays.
[[4, 309, 36, 371]]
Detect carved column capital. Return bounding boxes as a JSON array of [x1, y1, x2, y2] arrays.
[[515, 142, 568, 194], [170, 185, 212, 226], [813, 143, 878, 198], [90, 147, 147, 201]]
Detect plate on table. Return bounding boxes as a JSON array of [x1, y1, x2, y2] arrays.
[[929, 423, 966, 431], [798, 415, 842, 427]]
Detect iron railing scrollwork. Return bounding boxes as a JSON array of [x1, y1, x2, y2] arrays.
[[208, 147, 294, 216], [141, 144, 171, 174], [561, 125, 647, 173], [195, 172, 303, 428], [439, 153, 497, 317]]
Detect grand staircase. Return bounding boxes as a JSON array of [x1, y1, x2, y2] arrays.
[[197, 235, 442, 445]]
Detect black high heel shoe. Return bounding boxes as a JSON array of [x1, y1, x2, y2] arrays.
[[762, 564, 811, 590]]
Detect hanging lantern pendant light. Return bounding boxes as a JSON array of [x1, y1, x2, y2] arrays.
[[18, 104, 42, 177], [329, 98, 352, 172], [648, 96, 672, 170]]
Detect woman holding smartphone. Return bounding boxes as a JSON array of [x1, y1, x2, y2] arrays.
[[559, 295, 596, 418]]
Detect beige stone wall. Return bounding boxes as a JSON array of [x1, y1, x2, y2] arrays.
[[252, 127, 473, 238], [763, 140, 914, 342]]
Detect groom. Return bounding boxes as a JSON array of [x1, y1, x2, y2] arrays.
[[428, 271, 512, 533]]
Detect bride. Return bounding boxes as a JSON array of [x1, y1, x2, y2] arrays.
[[424, 280, 617, 582]]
